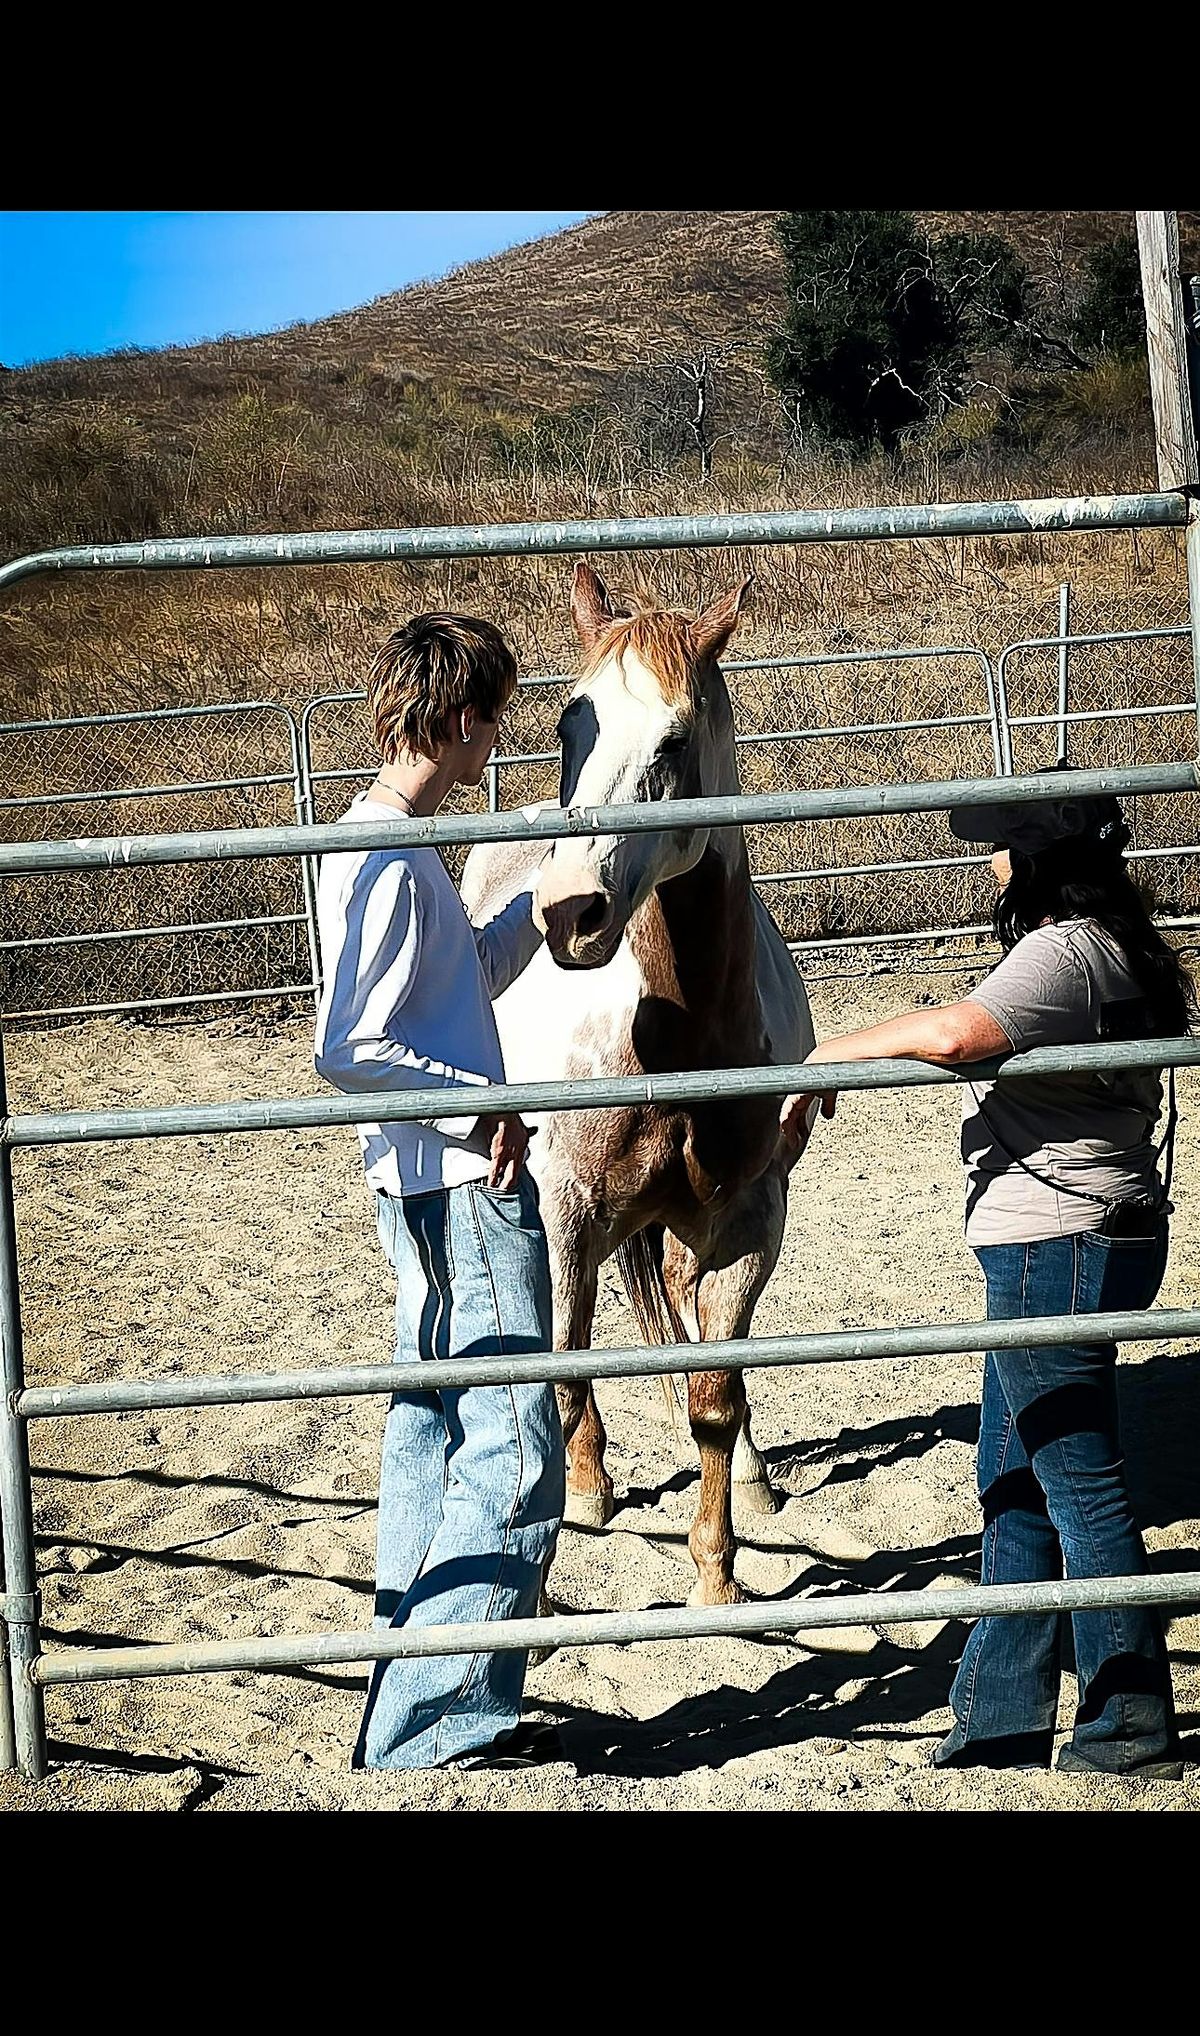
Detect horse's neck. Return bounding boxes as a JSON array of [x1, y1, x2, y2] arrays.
[[630, 833, 765, 1069]]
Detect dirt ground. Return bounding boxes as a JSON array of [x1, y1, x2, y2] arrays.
[[2, 967, 1198, 1814]]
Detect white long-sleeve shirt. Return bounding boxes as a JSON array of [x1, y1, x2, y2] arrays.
[[313, 793, 542, 1195]]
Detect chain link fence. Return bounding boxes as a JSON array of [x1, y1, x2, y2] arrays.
[[2, 581, 1195, 1022], [304, 645, 1004, 953], [998, 585, 1199, 930], [0, 703, 316, 1021]]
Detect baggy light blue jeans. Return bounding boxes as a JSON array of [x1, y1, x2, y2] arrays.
[[941, 1220, 1180, 1772], [353, 1171, 564, 1770]]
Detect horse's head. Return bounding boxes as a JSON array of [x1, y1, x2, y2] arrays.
[[537, 562, 752, 969]]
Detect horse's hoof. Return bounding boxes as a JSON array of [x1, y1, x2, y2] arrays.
[[734, 1478, 780, 1518], [687, 1576, 747, 1608], [563, 1488, 614, 1529]]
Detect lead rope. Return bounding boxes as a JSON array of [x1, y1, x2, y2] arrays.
[[1161, 1065, 1178, 1199], [967, 1064, 1177, 1213]]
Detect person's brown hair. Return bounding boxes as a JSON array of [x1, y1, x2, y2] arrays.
[[366, 613, 519, 762]]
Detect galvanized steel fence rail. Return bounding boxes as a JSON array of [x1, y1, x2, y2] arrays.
[[5, 618, 1197, 1022], [1, 490, 1199, 1786], [0, 494, 1186, 592]]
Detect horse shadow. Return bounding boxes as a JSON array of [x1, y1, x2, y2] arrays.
[[552, 1347, 1200, 1780], [762, 1400, 979, 1489], [544, 1600, 965, 1779]]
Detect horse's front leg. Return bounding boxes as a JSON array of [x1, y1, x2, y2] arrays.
[[559, 1381, 613, 1528], [545, 1196, 612, 1529], [682, 1169, 788, 1603], [662, 1230, 743, 1603], [724, 1169, 787, 1516], [731, 1408, 777, 1516], [685, 1365, 749, 1606]]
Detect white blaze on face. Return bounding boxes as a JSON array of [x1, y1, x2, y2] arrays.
[[538, 646, 705, 936]]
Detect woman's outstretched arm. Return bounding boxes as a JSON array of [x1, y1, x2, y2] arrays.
[[779, 1000, 1013, 1150]]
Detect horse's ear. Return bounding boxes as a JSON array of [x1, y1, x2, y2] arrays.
[[571, 562, 616, 650], [693, 575, 755, 662]]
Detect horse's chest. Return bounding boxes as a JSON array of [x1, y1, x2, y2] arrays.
[[552, 1090, 775, 1226], [499, 937, 775, 1214]]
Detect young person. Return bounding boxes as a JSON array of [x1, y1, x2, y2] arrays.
[[780, 770, 1196, 1776], [314, 613, 564, 1771]]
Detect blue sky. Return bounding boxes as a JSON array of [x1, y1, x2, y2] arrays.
[[0, 211, 598, 367]]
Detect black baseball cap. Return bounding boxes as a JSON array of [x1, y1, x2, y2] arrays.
[[948, 762, 1127, 858]]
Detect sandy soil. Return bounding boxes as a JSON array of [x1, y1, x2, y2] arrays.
[[2, 969, 1198, 1814]]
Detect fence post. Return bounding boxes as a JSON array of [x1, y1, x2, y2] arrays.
[[1056, 583, 1071, 764], [0, 1027, 46, 1779], [1136, 213, 1200, 491], [1189, 501, 1200, 759], [0, 1507, 13, 1769], [286, 708, 323, 1001]]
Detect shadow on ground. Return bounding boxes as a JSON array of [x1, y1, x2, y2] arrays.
[[27, 1349, 1200, 1785]]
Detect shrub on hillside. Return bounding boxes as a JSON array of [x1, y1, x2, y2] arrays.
[[1071, 232, 1146, 356], [992, 355, 1151, 456], [766, 212, 1160, 464], [766, 211, 1030, 450]]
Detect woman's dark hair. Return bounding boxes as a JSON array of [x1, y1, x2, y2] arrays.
[[996, 824, 1198, 1035]]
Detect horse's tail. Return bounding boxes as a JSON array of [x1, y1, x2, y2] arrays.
[[615, 1224, 688, 1422]]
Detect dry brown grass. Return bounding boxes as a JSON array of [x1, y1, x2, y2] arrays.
[[1, 209, 1196, 1015]]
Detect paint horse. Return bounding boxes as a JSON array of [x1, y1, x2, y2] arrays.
[[462, 566, 816, 1605]]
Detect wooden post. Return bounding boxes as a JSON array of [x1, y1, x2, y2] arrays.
[[1136, 211, 1200, 490]]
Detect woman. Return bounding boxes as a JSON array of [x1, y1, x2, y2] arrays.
[[780, 769, 1196, 1776]]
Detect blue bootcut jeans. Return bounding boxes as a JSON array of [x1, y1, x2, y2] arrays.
[[353, 1171, 564, 1771], [941, 1219, 1179, 1772]]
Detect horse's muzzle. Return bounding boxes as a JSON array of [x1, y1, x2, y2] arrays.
[[544, 891, 620, 969]]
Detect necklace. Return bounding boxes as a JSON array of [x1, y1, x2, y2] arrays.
[[370, 774, 416, 816], [367, 775, 449, 872]]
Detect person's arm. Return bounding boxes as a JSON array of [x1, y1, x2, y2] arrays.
[[473, 888, 544, 998], [314, 857, 492, 1097], [779, 1000, 1012, 1151], [315, 857, 531, 1186]]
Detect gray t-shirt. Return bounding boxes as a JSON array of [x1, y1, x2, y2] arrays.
[[961, 918, 1164, 1246]]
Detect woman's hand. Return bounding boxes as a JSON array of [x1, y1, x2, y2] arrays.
[[779, 1079, 838, 1154], [779, 1001, 1013, 1156], [780, 1038, 854, 1149]]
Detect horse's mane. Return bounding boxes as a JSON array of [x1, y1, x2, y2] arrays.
[[582, 594, 703, 711]]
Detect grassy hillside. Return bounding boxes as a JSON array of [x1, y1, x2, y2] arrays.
[[1, 209, 1196, 1018], [1, 209, 1194, 715]]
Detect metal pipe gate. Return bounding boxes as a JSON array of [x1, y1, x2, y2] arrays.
[[5, 581, 1195, 1025], [7, 619, 1196, 1023], [2, 489, 1199, 1785]]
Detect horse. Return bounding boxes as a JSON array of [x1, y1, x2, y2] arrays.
[[461, 563, 817, 1605]]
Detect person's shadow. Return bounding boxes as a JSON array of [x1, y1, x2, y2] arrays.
[[1122, 1348, 1200, 1532]]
